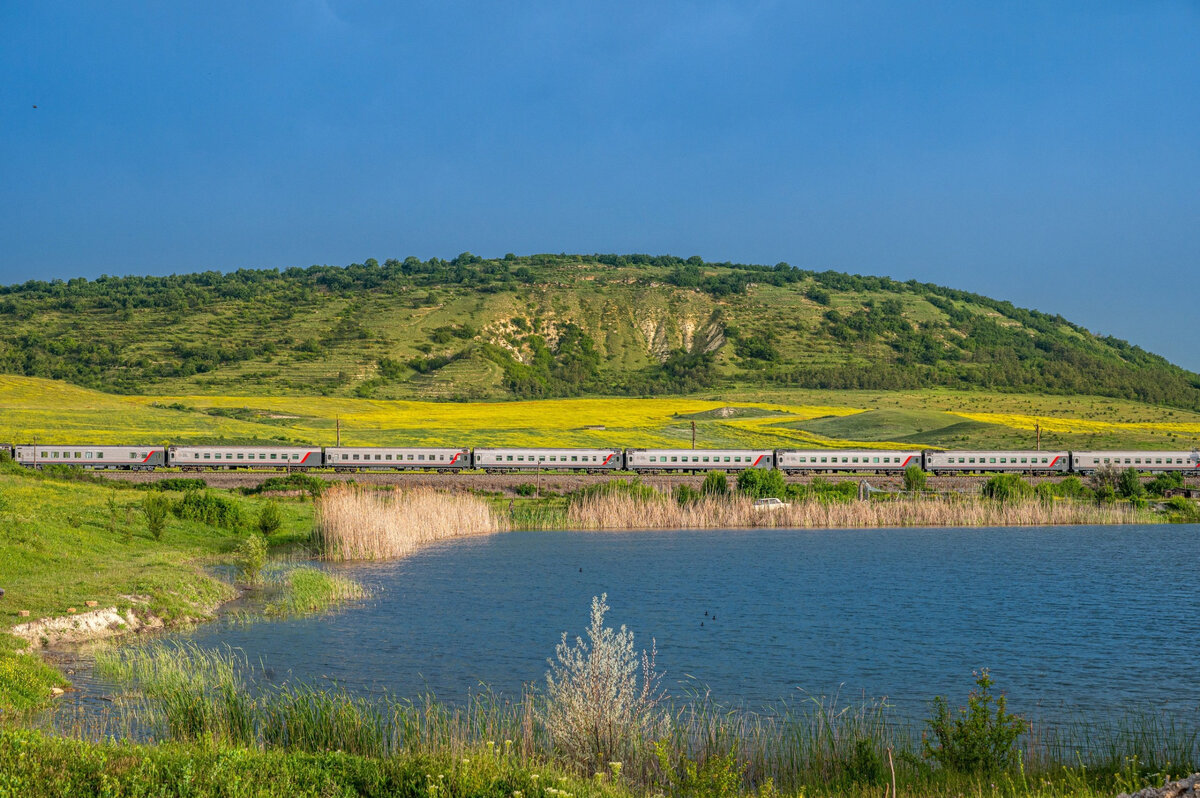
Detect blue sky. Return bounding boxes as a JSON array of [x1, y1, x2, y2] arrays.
[[3, 2, 1198, 369]]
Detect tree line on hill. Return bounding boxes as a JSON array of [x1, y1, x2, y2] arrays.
[[1, 254, 1197, 408]]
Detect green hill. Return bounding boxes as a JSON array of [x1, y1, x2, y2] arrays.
[[2, 253, 1198, 409]]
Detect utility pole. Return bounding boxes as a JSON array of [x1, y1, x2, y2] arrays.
[[336, 417, 341, 447], [691, 421, 696, 450], [1035, 423, 1041, 451]]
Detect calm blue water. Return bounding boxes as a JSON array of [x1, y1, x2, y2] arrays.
[[165, 525, 1198, 720]]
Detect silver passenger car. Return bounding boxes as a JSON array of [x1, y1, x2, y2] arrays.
[[776, 449, 922, 473], [1070, 450, 1200, 474], [924, 450, 1069, 473], [168, 446, 322, 469], [15, 444, 166, 470], [325, 447, 470, 470], [625, 448, 774, 471], [473, 447, 623, 470]]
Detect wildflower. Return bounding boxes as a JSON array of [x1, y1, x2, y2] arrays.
[[609, 762, 623, 778], [462, 758, 470, 764], [531, 775, 539, 781]]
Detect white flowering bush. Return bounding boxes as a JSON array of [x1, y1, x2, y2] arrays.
[[542, 594, 668, 774]]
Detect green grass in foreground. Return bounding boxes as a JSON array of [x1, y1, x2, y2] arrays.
[[1, 727, 1169, 798]]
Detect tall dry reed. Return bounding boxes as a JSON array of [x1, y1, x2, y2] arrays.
[[566, 493, 1149, 530], [314, 484, 506, 560]]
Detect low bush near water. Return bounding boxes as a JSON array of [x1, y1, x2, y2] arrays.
[[173, 489, 244, 529]]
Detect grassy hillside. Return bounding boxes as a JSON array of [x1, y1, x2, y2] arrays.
[[2, 254, 1198, 409], [4, 376, 1200, 451]]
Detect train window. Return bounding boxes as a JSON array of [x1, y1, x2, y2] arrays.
[[968, 458, 975, 463], [539, 456, 546, 462], [74, 452, 81, 458], [352, 454, 359, 460], [872, 457, 879, 463], [1156, 459, 1163, 464], [670, 456, 678, 462], [571, 456, 578, 462], [418, 454, 425, 461], [43, 451, 50, 458], [85, 452, 92, 459], [235, 454, 243, 460], [820, 457, 828, 463], [130, 452, 138, 459], [204, 453, 211, 459], [1125, 458, 1131, 464], [702, 457, 710, 462], [1135, 458, 1141, 464], [724, 457, 731, 462], [989, 458, 996, 463], [373, 454, 380, 460], [385, 454, 392, 460]]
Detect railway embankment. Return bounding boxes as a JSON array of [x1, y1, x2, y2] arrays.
[[91, 468, 1200, 495]]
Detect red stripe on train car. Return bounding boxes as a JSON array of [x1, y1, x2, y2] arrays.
[[901, 456, 914, 467], [449, 452, 461, 465], [300, 452, 312, 464], [1049, 456, 1061, 468], [602, 453, 616, 465], [141, 451, 157, 463], [752, 455, 765, 467]]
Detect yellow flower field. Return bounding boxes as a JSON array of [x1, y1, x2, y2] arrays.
[[3, 375, 1199, 450]]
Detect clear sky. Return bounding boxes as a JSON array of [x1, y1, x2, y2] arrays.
[[2, 2, 1198, 369]]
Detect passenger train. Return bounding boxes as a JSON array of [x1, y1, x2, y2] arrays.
[[5, 443, 1198, 476]]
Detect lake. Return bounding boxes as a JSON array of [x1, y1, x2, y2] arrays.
[[128, 523, 1200, 723]]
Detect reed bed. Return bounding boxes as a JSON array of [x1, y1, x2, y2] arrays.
[[565, 493, 1148, 530], [314, 484, 506, 561]]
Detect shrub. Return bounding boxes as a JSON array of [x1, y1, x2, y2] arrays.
[[1165, 496, 1200, 521], [245, 473, 326, 497], [153, 478, 208, 492], [543, 594, 667, 773], [237, 534, 268, 584], [571, 478, 659, 504], [513, 483, 538, 496], [981, 474, 1032, 502], [1052, 476, 1090, 499], [1117, 467, 1145, 499], [736, 468, 787, 499], [1146, 470, 1184, 497], [174, 490, 244, 529], [655, 744, 746, 798], [902, 465, 928, 492], [922, 669, 1026, 775], [256, 501, 282, 537], [142, 493, 170, 541], [701, 470, 729, 496], [674, 484, 702, 505]]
